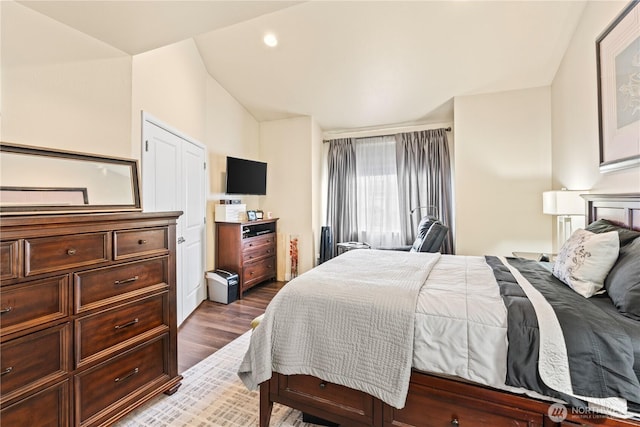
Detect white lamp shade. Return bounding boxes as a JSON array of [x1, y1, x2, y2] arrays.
[[543, 190, 585, 215]]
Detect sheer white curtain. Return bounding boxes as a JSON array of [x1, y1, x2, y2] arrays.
[[354, 135, 403, 248]]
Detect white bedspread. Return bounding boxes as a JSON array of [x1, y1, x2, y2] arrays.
[[238, 249, 441, 409], [413, 255, 509, 386], [239, 251, 637, 418]]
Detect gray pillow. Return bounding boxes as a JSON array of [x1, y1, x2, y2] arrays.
[[585, 219, 640, 246], [605, 237, 640, 320]]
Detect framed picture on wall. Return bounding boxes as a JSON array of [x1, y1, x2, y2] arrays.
[[596, 0, 640, 173]]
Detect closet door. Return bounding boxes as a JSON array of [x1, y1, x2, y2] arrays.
[[142, 114, 207, 325], [180, 141, 207, 323]]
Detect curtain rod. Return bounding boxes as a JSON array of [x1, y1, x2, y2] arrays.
[[323, 125, 452, 142]]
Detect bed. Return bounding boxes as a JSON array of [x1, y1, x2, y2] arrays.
[[239, 193, 640, 427]]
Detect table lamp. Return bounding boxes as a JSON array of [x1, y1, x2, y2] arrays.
[[543, 189, 587, 252]]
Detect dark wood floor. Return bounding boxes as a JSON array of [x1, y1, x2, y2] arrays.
[[177, 280, 286, 373]]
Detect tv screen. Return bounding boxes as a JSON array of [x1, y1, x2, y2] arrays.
[[225, 156, 267, 195]]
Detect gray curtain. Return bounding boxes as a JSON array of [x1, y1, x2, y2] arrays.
[[395, 129, 454, 254], [326, 138, 359, 255]]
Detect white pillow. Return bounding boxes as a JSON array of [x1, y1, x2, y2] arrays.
[[552, 229, 619, 298]]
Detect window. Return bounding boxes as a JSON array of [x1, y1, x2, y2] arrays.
[[354, 135, 403, 248], [327, 128, 452, 254]]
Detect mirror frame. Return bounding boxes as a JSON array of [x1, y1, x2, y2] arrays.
[[0, 142, 142, 215]]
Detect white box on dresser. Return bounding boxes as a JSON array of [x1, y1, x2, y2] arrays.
[[214, 204, 246, 222]]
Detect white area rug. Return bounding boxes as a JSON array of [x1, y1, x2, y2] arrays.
[[116, 331, 313, 427]]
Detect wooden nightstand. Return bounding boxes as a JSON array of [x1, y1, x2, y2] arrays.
[[512, 252, 555, 262]]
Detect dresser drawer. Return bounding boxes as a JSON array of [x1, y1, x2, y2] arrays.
[[114, 227, 169, 260], [1, 323, 71, 403], [243, 244, 276, 263], [1, 240, 19, 281], [74, 257, 168, 313], [242, 233, 276, 252], [243, 256, 276, 288], [25, 233, 109, 277], [0, 276, 69, 337], [385, 382, 542, 427], [278, 374, 375, 426], [75, 294, 167, 367], [1, 380, 70, 427], [75, 335, 169, 425]]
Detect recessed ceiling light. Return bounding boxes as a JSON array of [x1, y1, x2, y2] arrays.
[[263, 33, 278, 47]]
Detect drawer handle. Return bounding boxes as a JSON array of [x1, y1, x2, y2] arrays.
[[114, 367, 139, 383], [138, 239, 147, 245], [1, 367, 13, 376], [319, 381, 327, 389], [0, 306, 12, 314], [451, 419, 459, 426], [266, 249, 272, 254], [114, 276, 139, 285], [114, 318, 139, 330], [67, 249, 77, 255]]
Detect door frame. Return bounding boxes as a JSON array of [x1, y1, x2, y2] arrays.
[[140, 111, 208, 324]]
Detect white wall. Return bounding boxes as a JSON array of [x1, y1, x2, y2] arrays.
[[205, 73, 260, 198], [132, 39, 261, 271], [1, 1, 131, 157], [551, 0, 640, 194], [1, 2, 4, 139], [205, 74, 261, 269], [8, 0, 633, 274], [2, 2, 262, 273], [131, 39, 207, 158], [454, 87, 553, 256], [260, 117, 315, 279]]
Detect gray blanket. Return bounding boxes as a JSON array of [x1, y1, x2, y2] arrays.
[[238, 249, 440, 409], [487, 256, 640, 417]]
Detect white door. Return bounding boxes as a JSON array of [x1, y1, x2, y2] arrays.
[[180, 142, 207, 321], [142, 114, 207, 325]]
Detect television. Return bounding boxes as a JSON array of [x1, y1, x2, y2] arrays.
[[225, 156, 267, 195]]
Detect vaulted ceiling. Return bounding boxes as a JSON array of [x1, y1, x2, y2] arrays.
[[17, 1, 588, 131]]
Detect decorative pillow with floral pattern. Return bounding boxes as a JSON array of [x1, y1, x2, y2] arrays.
[[552, 229, 619, 298]]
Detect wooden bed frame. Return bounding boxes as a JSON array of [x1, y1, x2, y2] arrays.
[[259, 193, 640, 427]]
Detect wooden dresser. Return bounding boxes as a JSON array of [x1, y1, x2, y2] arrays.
[[215, 218, 277, 298], [0, 211, 182, 427]]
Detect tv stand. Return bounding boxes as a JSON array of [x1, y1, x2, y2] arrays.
[[215, 218, 278, 298]]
